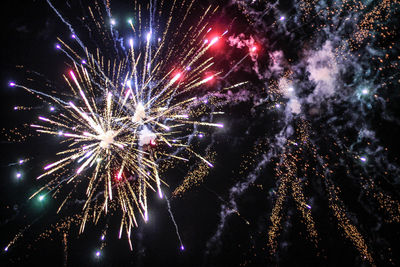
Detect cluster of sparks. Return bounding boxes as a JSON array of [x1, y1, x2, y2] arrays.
[[4, 0, 250, 252]]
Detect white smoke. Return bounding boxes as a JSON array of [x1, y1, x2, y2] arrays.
[[306, 41, 339, 104], [279, 77, 301, 115], [138, 126, 156, 146]]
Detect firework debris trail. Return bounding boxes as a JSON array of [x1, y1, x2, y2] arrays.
[[205, 0, 400, 265]]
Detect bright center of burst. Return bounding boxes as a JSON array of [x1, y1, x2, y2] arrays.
[[99, 130, 115, 149], [132, 103, 146, 123]]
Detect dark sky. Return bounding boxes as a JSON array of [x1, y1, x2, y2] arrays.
[[1, 0, 400, 266]]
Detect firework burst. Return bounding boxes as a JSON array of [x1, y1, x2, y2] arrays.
[[5, 0, 244, 251]]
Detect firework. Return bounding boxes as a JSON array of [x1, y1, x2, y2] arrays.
[[205, 1, 400, 266], [6, 0, 399, 265], [6, 0, 243, 251]]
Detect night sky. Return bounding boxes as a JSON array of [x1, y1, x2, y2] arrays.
[[1, 0, 400, 266]]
